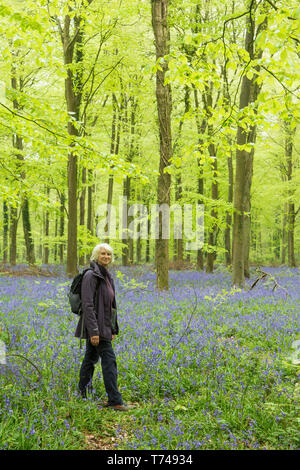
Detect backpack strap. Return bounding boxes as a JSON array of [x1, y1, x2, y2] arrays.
[[93, 275, 101, 317]]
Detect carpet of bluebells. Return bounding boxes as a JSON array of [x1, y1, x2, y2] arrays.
[[0, 264, 300, 450]]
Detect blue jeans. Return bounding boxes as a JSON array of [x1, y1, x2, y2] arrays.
[[78, 339, 123, 406]]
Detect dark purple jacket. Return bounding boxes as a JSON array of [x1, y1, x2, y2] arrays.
[[74, 261, 118, 341]]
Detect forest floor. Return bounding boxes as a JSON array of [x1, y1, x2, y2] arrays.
[[0, 264, 300, 450]]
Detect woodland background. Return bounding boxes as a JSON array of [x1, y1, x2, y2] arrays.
[[0, 0, 299, 288]]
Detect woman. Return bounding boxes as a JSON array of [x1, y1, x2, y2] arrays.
[[75, 243, 127, 411]]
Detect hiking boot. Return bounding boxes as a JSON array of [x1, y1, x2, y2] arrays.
[[99, 400, 137, 411], [99, 402, 129, 411], [109, 404, 129, 412]]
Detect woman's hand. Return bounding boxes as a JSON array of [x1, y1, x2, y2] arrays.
[[90, 335, 99, 347], [112, 335, 116, 341]]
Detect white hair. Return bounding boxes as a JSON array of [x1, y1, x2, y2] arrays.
[[90, 243, 114, 263]]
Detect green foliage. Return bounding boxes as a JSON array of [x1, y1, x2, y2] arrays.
[[77, 225, 99, 257], [0, 0, 299, 267]]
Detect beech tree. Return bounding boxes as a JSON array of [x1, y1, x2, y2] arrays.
[[151, 0, 173, 290], [232, 3, 267, 287], [0, 0, 298, 275]]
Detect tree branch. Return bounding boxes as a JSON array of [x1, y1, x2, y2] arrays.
[[80, 57, 124, 127], [250, 267, 289, 296], [261, 65, 300, 99]]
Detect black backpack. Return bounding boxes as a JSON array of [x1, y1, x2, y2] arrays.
[[68, 267, 94, 315]]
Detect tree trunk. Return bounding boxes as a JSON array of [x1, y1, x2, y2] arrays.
[[243, 146, 254, 278], [201, 79, 219, 273], [79, 166, 86, 265], [243, 13, 267, 277], [54, 214, 58, 263], [225, 151, 233, 266], [66, 149, 78, 277], [232, 8, 266, 286], [287, 203, 296, 267], [61, 13, 85, 277], [193, 87, 205, 270], [205, 83, 218, 273], [273, 215, 280, 261], [232, 17, 254, 286], [121, 96, 137, 265], [206, 144, 218, 273], [43, 186, 50, 265], [86, 169, 94, 262], [136, 184, 142, 263], [146, 200, 151, 263], [87, 170, 94, 235], [151, 0, 172, 290], [105, 93, 121, 243], [281, 202, 287, 264], [285, 118, 297, 267], [9, 205, 18, 266], [129, 182, 135, 264], [122, 176, 130, 265], [11, 72, 36, 265], [174, 174, 183, 263], [3, 199, 9, 263], [173, 86, 189, 264], [59, 191, 65, 265]]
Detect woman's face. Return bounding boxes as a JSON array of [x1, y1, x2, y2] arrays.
[[97, 248, 112, 267]]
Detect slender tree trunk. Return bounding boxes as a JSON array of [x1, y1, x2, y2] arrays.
[[105, 93, 122, 243], [9, 206, 18, 266], [206, 144, 218, 273], [3, 199, 9, 263], [122, 176, 130, 265], [43, 186, 50, 264], [59, 191, 65, 265], [105, 93, 117, 243], [61, 14, 85, 277], [232, 8, 266, 286], [136, 184, 142, 263], [232, 19, 253, 286], [243, 14, 267, 277], [106, 174, 114, 244], [273, 215, 280, 261], [146, 199, 151, 263], [86, 169, 94, 263], [129, 182, 135, 264], [173, 86, 189, 264], [225, 151, 233, 265], [66, 138, 78, 276], [54, 214, 58, 263], [285, 119, 297, 267], [151, 0, 172, 290], [11, 72, 36, 265], [79, 166, 86, 265], [203, 79, 219, 273], [22, 197, 35, 265], [281, 201, 287, 264], [86, 183, 94, 264], [87, 170, 94, 234], [121, 93, 130, 266], [205, 82, 218, 273], [122, 96, 137, 265], [174, 174, 183, 263], [193, 87, 205, 270], [243, 146, 254, 278]]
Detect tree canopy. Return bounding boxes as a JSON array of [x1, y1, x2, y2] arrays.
[[0, 0, 299, 287]]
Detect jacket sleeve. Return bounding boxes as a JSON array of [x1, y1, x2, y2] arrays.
[[81, 271, 99, 338], [110, 277, 119, 335]]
